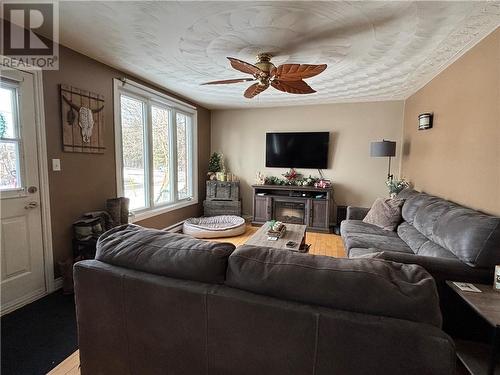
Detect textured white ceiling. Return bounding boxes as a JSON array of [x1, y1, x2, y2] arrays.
[[59, 1, 500, 109]]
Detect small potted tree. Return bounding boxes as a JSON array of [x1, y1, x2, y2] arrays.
[[208, 152, 223, 180]]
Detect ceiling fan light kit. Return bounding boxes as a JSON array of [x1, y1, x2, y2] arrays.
[[201, 53, 327, 99]]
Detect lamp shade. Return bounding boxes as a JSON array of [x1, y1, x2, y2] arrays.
[[370, 140, 396, 157]]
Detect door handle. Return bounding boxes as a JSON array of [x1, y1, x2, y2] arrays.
[[24, 201, 39, 209]]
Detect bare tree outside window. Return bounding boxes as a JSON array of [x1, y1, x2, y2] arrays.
[[152, 106, 170, 204], [0, 86, 22, 190], [120, 95, 145, 210], [117, 82, 196, 216]]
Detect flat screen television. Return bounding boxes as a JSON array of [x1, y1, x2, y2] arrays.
[[266, 132, 329, 169]]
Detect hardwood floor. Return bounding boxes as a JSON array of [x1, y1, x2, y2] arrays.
[[47, 225, 345, 374]]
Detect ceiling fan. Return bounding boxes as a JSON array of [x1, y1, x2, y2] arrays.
[[201, 53, 327, 99]]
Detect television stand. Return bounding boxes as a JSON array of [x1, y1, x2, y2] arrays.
[[251, 184, 334, 233]]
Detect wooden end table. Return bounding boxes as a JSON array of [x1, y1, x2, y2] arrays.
[[446, 281, 500, 375], [245, 223, 308, 252]]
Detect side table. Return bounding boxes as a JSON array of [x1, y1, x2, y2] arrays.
[[446, 281, 500, 375]]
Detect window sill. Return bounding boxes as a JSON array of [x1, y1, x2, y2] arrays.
[[130, 199, 198, 223]]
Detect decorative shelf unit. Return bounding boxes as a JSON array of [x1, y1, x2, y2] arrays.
[[251, 184, 334, 233], [204, 181, 241, 216]]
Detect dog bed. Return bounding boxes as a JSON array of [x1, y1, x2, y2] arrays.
[[183, 215, 246, 239]]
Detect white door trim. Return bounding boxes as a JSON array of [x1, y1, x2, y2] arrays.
[[1, 57, 55, 300]]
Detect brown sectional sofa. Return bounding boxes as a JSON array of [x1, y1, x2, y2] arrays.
[[74, 224, 456, 375]]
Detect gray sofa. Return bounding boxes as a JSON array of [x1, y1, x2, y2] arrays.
[[74, 224, 455, 375], [341, 188, 500, 284]]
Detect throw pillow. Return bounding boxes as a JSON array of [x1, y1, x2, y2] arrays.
[[363, 198, 404, 231]]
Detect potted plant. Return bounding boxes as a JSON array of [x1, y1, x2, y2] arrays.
[[386, 178, 410, 198], [208, 152, 222, 180]]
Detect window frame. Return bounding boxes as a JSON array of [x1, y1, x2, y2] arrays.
[[0, 79, 25, 195], [113, 78, 198, 222]]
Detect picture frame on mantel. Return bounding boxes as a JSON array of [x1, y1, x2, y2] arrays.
[[60, 84, 106, 153]]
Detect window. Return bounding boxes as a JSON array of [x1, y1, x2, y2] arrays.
[[0, 81, 23, 191], [114, 79, 197, 220]]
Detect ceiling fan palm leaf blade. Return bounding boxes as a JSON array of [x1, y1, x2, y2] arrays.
[[227, 57, 262, 76], [274, 64, 327, 81], [271, 80, 316, 94], [201, 78, 255, 85], [244, 83, 269, 98]]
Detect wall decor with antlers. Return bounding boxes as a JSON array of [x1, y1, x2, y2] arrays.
[[60, 84, 105, 153]]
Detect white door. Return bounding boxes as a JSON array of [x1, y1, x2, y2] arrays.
[[0, 67, 46, 315]]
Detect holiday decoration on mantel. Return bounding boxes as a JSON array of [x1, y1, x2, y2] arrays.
[[314, 179, 332, 188], [258, 168, 330, 188], [282, 168, 299, 181], [255, 171, 265, 185], [60, 84, 105, 153]]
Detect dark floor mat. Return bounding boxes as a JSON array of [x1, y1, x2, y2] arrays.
[[1, 290, 78, 375]]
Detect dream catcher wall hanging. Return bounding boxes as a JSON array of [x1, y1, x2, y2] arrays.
[[60, 84, 105, 153]]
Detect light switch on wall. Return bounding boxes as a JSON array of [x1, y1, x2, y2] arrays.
[[52, 159, 61, 171]]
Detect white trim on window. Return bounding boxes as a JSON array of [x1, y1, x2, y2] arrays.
[[113, 78, 198, 222], [120, 78, 197, 111]]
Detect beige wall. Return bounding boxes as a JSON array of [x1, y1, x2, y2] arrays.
[[401, 27, 500, 215], [43, 45, 210, 276], [211, 101, 405, 216]]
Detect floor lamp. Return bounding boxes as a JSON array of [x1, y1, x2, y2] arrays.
[[370, 140, 396, 181]]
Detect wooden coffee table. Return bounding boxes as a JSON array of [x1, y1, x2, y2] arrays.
[[245, 223, 308, 252]]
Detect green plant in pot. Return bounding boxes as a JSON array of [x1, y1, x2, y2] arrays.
[[386, 178, 409, 198]]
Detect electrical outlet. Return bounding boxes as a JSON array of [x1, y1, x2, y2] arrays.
[[52, 159, 61, 171]]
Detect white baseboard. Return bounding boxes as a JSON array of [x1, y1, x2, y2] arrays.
[[0, 288, 46, 316], [53, 277, 63, 291]]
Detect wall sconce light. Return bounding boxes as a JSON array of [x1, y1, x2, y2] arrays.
[[418, 113, 433, 130]]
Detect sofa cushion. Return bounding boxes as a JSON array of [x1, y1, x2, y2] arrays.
[[362, 251, 494, 284], [343, 233, 412, 253], [96, 224, 235, 284], [418, 242, 458, 259], [348, 248, 386, 258], [414, 200, 457, 239], [397, 222, 428, 253], [397, 222, 457, 259], [226, 245, 442, 327], [363, 198, 404, 231], [401, 193, 439, 225], [341, 220, 399, 238], [432, 207, 500, 267]]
